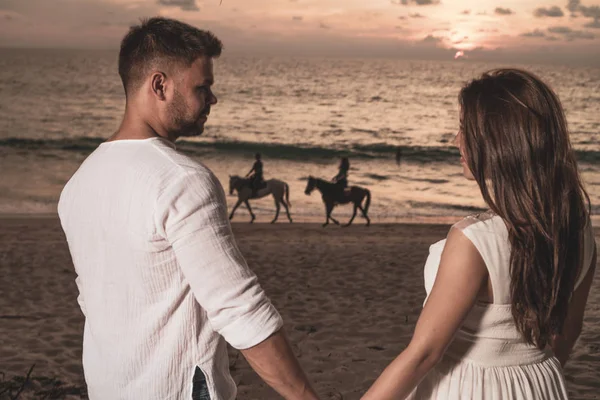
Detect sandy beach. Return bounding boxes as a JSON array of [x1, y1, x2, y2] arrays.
[[1, 216, 599, 399]]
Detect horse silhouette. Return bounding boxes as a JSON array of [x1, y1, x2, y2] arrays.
[[229, 175, 292, 224], [304, 176, 371, 227]]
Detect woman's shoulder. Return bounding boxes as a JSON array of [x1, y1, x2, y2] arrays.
[[452, 210, 506, 234], [426, 212, 507, 256], [450, 211, 510, 258]]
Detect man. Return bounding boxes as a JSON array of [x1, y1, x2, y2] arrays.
[[58, 17, 319, 400], [331, 157, 350, 198], [245, 152, 265, 194]]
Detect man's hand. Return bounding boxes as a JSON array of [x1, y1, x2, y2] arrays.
[[241, 329, 320, 400]]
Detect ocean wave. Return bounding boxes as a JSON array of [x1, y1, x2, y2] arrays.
[[1, 136, 599, 165], [0, 137, 104, 152], [407, 201, 487, 213], [186, 140, 464, 163]]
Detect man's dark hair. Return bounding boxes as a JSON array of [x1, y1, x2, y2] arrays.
[[118, 17, 223, 95]]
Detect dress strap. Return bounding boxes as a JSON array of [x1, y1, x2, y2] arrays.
[[453, 213, 512, 304]]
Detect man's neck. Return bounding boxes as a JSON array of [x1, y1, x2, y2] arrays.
[[108, 104, 174, 143]]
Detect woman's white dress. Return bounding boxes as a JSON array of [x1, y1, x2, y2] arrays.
[[408, 211, 596, 399]]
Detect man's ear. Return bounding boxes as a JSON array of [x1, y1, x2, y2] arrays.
[[151, 72, 168, 101]]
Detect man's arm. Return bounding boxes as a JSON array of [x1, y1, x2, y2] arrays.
[[246, 164, 256, 177], [156, 168, 318, 399], [241, 330, 319, 400]]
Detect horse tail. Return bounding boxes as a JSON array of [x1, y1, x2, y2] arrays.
[[363, 189, 371, 214], [285, 183, 292, 208]]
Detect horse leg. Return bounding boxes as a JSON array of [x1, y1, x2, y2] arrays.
[[327, 203, 340, 226], [271, 198, 280, 224], [323, 202, 333, 227], [358, 205, 371, 226], [343, 204, 358, 227], [229, 199, 243, 220], [244, 200, 256, 223], [281, 199, 293, 223]]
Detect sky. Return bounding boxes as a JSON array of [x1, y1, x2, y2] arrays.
[[1, 0, 600, 65]]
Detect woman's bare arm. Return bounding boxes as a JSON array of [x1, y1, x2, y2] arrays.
[[362, 228, 488, 400]]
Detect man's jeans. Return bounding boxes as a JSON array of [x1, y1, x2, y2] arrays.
[[192, 367, 210, 400]]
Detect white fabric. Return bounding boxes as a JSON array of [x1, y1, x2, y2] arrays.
[[411, 211, 596, 399], [58, 137, 283, 400], [576, 219, 596, 290]]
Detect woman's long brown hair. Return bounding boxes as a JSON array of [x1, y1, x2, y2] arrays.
[[459, 69, 590, 349]]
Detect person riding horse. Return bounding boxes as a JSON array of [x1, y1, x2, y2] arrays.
[[246, 153, 265, 195], [332, 157, 350, 197]]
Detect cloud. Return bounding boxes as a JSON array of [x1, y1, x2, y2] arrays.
[[452, 35, 469, 44], [534, 6, 565, 17], [567, 0, 580, 12], [521, 29, 546, 37], [580, 5, 600, 18], [157, 0, 199, 11], [409, 13, 425, 18], [395, 0, 440, 5], [584, 17, 600, 28], [421, 34, 442, 43], [548, 25, 595, 39], [548, 26, 573, 33], [495, 7, 514, 15], [0, 0, 599, 67], [319, 22, 331, 29], [0, 0, 159, 48], [566, 0, 600, 18], [292, 16, 303, 21], [566, 30, 596, 39], [100, 20, 137, 28]]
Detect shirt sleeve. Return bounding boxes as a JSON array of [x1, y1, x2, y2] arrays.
[[155, 167, 283, 349], [74, 275, 87, 316]]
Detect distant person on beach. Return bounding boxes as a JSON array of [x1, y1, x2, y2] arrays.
[[363, 69, 596, 400], [246, 152, 265, 192], [395, 147, 402, 166], [332, 156, 350, 195], [58, 17, 319, 400]]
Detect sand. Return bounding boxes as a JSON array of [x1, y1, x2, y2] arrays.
[[0, 217, 599, 399]]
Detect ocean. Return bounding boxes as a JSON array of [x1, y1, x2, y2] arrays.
[[1, 48, 599, 223]]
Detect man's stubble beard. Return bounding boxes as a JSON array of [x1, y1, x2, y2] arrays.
[[168, 90, 204, 138]]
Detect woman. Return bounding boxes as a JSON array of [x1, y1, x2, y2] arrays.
[[332, 157, 350, 191], [363, 69, 596, 399], [246, 152, 265, 192]]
